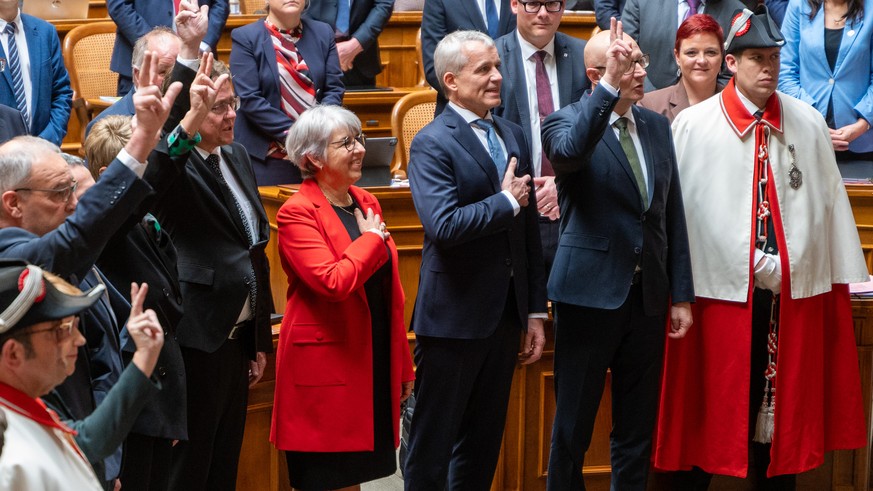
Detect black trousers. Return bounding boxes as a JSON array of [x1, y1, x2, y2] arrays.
[[120, 433, 174, 491], [547, 283, 665, 491], [672, 289, 796, 491], [538, 217, 559, 278], [168, 339, 249, 491], [403, 293, 520, 491]]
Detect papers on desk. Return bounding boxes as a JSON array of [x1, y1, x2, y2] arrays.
[[100, 96, 122, 103], [850, 275, 873, 297], [390, 179, 409, 188]]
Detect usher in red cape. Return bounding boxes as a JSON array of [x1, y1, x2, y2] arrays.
[[653, 83, 867, 477]]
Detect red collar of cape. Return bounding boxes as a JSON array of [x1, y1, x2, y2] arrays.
[[719, 78, 783, 138], [0, 381, 76, 434]]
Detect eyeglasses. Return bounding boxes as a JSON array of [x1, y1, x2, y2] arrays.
[[329, 133, 366, 152], [15, 181, 78, 203], [21, 318, 79, 342], [594, 54, 650, 74], [211, 96, 240, 115], [519, 0, 563, 13]]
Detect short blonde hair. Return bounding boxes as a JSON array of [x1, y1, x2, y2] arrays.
[[83, 116, 133, 179]]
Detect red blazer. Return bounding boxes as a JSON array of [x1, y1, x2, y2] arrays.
[[270, 179, 415, 452]]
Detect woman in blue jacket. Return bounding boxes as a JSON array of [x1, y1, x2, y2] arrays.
[[780, 0, 873, 177]]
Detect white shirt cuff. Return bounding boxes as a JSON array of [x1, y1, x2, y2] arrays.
[[501, 190, 521, 216], [600, 79, 619, 97], [116, 148, 147, 178], [528, 313, 548, 319]]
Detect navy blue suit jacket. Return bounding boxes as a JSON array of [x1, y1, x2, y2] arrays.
[[408, 106, 547, 339], [108, 0, 228, 78], [421, 0, 516, 113], [304, 0, 394, 80], [494, 31, 589, 162], [0, 104, 27, 144], [0, 14, 72, 146], [230, 18, 344, 164], [594, 0, 626, 30], [542, 85, 694, 315]]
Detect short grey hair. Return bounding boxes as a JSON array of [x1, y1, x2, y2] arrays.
[[434, 30, 496, 96], [285, 105, 362, 179], [0, 136, 60, 193], [131, 26, 179, 70], [60, 153, 86, 168]]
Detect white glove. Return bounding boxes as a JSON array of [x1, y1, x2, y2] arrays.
[[753, 248, 782, 294]]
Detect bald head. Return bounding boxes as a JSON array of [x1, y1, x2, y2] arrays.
[[584, 30, 637, 71]]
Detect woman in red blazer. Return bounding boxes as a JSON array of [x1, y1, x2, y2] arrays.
[[270, 104, 415, 490]]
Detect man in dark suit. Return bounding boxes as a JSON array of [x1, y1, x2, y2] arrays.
[[541, 22, 695, 490], [422, 0, 516, 114], [495, 0, 589, 275], [404, 30, 547, 491], [142, 60, 273, 491], [108, 0, 228, 95], [0, 105, 26, 144], [622, 0, 746, 90], [0, 1, 72, 146], [304, 0, 393, 87]]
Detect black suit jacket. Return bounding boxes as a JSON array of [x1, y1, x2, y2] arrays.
[[144, 143, 273, 358], [408, 106, 547, 339], [0, 104, 27, 144], [421, 0, 516, 113], [98, 213, 187, 440], [304, 0, 394, 81], [494, 31, 589, 165], [542, 85, 695, 315]]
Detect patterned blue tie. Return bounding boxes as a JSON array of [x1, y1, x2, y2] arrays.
[[336, 0, 351, 35], [4, 22, 29, 131], [474, 119, 506, 177], [485, 0, 499, 39]]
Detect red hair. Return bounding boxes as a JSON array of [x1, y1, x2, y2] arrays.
[[675, 14, 725, 53]]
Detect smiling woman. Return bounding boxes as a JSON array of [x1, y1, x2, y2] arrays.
[[637, 14, 725, 121], [271, 105, 415, 491]]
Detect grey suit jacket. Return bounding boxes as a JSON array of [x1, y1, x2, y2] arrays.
[[494, 31, 590, 165], [622, 0, 745, 90]]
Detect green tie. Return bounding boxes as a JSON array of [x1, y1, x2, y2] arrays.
[[614, 117, 648, 207]]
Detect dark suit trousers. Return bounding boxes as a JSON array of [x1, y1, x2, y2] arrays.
[[169, 339, 249, 491], [120, 433, 173, 491], [547, 283, 665, 491], [404, 293, 520, 491]]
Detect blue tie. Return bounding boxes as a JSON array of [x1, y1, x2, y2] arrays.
[[4, 22, 29, 131], [336, 0, 351, 35], [474, 119, 506, 177], [485, 0, 499, 39]]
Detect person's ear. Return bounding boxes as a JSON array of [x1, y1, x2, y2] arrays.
[[586, 67, 602, 85], [98, 166, 108, 177], [1, 190, 23, 219], [725, 53, 739, 75]]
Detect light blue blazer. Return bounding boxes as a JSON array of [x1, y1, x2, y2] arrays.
[[779, 0, 873, 152]]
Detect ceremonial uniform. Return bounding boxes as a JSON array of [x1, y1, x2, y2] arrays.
[[654, 79, 868, 477], [0, 382, 102, 490]]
